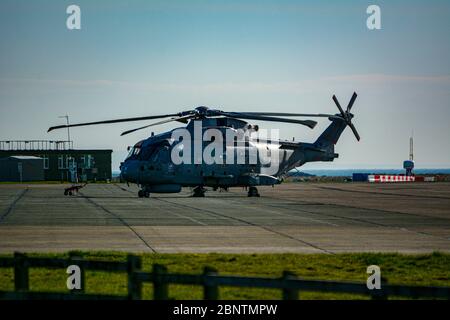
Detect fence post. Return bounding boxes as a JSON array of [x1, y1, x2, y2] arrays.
[[282, 271, 298, 300], [153, 264, 169, 300], [203, 266, 219, 300], [68, 252, 85, 294], [127, 255, 142, 300], [14, 252, 29, 292]]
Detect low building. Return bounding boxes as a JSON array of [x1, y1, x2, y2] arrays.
[[0, 156, 44, 182], [0, 140, 112, 182]]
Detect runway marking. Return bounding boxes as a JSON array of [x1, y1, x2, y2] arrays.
[[223, 196, 340, 227], [231, 187, 450, 222], [79, 191, 156, 253], [0, 188, 28, 223], [154, 197, 333, 254], [257, 193, 450, 241], [113, 184, 208, 226]]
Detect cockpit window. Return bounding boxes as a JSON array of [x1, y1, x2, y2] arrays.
[[126, 141, 171, 162], [125, 146, 141, 160]]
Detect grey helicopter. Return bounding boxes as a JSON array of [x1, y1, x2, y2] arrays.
[[48, 92, 360, 198]]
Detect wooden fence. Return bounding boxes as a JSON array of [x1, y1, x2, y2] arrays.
[[0, 252, 449, 300]]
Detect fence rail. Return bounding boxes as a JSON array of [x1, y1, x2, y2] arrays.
[[0, 252, 449, 300]]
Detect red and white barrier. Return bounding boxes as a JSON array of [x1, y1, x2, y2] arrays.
[[368, 175, 415, 183]]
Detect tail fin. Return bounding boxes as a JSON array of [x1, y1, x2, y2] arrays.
[[314, 118, 348, 148]]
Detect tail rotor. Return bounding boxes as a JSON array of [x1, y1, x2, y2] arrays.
[[332, 92, 360, 141]]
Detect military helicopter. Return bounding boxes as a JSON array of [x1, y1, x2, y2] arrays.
[[48, 92, 359, 197]]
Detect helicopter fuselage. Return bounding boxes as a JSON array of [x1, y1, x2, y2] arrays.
[[119, 117, 339, 193]]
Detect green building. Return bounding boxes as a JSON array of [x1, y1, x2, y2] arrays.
[[0, 140, 112, 182]]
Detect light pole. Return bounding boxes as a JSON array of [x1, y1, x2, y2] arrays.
[[59, 115, 71, 148]]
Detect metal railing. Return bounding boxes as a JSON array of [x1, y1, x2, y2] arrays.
[[0, 252, 449, 300], [0, 140, 73, 151]]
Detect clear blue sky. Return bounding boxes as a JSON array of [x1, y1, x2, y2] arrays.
[[1, 0, 449, 170]]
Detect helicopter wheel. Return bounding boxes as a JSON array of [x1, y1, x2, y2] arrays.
[[144, 191, 150, 198], [248, 187, 260, 197], [192, 186, 206, 197], [138, 190, 144, 198]]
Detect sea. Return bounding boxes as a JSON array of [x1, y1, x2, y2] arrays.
[[298, 169, 450, 177]]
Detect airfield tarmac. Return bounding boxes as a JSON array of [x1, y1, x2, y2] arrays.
[[0, 182, 449, 254]]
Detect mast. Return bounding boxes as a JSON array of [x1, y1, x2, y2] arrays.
[[409, 135, 414, 161]]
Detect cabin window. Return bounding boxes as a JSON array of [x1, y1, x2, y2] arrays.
[[139, 145, 158, 160], [152, 146, 170, 162]]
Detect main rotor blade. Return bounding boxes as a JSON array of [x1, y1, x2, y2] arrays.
[[332, 95, 346, 118], [240, 112, 341, 120], [120, 115, 193, 136], [47, 113, 181, 132], [346, 92, 358, 112], [217, 112, 317, 129], [349, 122, 361, 141]]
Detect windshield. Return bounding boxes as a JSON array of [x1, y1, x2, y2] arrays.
[[125, 146, 141, 160], [125, 141, 170, 161]]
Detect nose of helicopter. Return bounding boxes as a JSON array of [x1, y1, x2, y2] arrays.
[[120, 160, 138, 183]]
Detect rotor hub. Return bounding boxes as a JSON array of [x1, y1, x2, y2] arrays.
[[195, 106, 209, 115]]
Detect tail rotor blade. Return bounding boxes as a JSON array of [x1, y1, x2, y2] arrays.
[[349, 123, 361, 141], [332, 95, 346, 118], [347, 92, 358, 112]]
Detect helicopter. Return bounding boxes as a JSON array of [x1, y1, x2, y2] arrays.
[[48, 92, 360, 198]]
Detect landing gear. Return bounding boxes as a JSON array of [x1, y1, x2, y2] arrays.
[[138, 190, 150, 198], [247, 186, 260, 197], [192, 186, 206, 197]]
